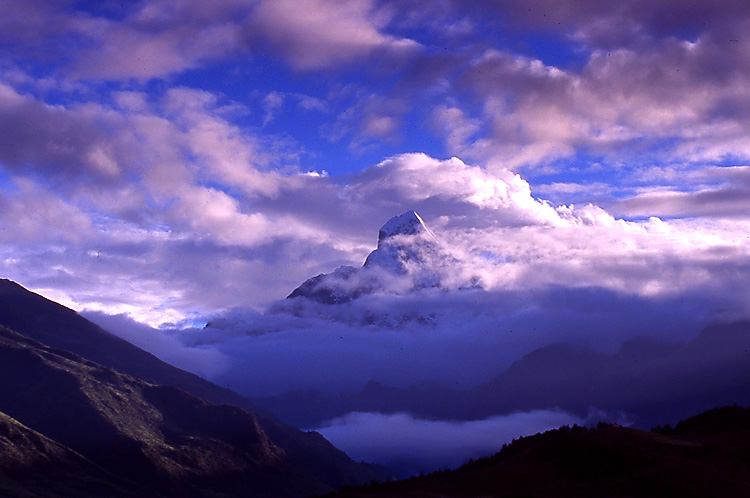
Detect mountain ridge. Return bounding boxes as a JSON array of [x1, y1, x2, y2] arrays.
[[253, 321, 750, 429], [0, 279, 388, 496]]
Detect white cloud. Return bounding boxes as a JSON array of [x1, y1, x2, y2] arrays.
[[2, 105, 749, 326]]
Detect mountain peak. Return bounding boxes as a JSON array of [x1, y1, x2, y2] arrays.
[[377, 210, 436, 246], [285, 210, 457, 305]]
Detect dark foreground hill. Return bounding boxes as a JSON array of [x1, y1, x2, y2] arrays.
[[0, 279, 387, 496], [329, 405, 750, 498], [0, 410, 158, 498], [0, 325, 360, 497]]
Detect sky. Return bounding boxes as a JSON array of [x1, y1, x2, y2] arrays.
[[3, 0, 750, 476], [1, 0, 748, 325]]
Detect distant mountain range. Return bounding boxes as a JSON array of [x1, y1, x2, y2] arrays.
[[0, 278, 387, 497], [256, 321, 750, 430], [328, 405, 750, 497]]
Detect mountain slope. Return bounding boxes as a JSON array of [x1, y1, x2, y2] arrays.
[[0, 325, 290, 496], [0, 324, 386, 497], [0, 279, 250, 409], [0, 279, 388, 494], [0, 410, 158, 498], [330, 405, 750, 497]]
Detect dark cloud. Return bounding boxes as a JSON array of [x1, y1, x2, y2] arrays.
[[0, 0, 422, 80], [458, 0, 750, 45], [0, 83, 123, 185]]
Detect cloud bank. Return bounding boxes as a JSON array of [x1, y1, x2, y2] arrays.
[[314, 410, 588, 477]]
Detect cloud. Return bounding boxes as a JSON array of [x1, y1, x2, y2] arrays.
[[1, 100, 749, 326], [372, 3, 750, 173], [459, 0, 750, 48], [250, 0, 421, 71], [342, 153, 565, 226], [195, 286, 728, 400], [262, 91, 284, 126], [0, 82, 125, 183], [429, 104, 482, 156], [613, 166, 750, 219], [326, 92, 409, 150], [81, 310, 228, 379], [0, 0, 421, 81], [314, 410, 588, 476], [0, 178, 94, 244], [445, 38, 750, 170]]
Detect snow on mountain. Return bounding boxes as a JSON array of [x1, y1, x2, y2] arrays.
[[363, 210, 440, 274], [376, 210, 437, 244], [286, 211, 477, 305]]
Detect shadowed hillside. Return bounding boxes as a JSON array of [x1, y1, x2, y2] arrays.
[[0, 325, 341, 497], [0, 279, 388, 496], [0, 411, 159, 498], [0, 279, 256, 409]]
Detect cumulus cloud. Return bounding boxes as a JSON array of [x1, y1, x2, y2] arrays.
[[314, 410, 587, 476], [342, 153, 564, 226]]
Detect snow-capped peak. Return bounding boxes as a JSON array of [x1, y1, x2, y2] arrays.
[[377, 210, 437, 246], [286, 210, 470, 305]]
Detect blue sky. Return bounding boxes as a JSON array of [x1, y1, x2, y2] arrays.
[[0, 0, 749, 325]]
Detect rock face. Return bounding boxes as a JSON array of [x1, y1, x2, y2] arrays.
[[288, 211, 465, 304]]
